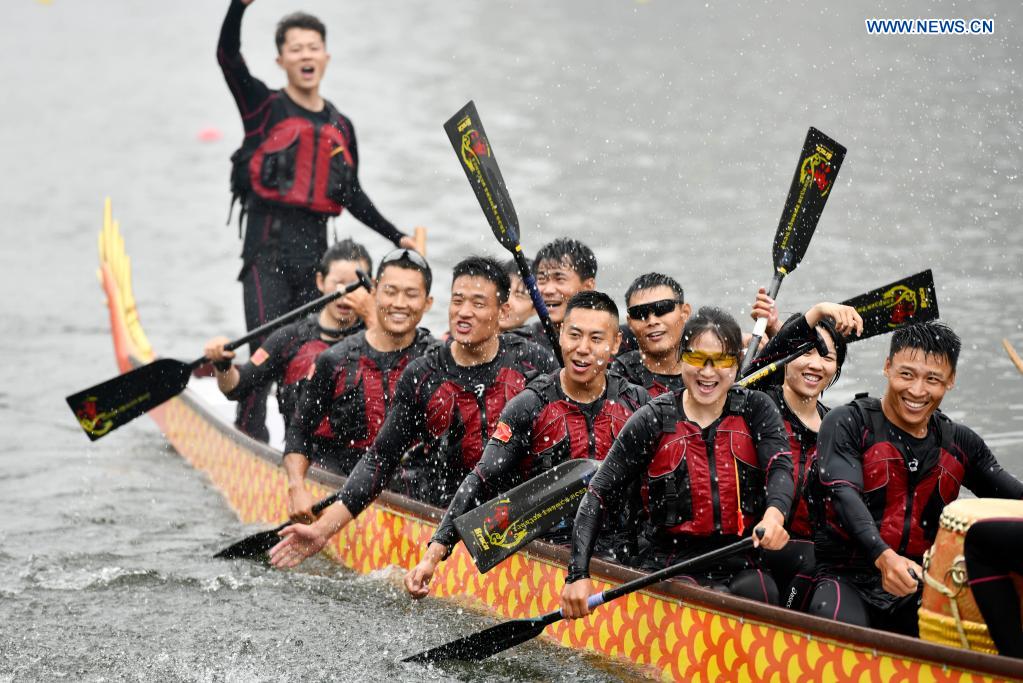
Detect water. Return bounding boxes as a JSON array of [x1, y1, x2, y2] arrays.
[[2, 0, 1022, 680]]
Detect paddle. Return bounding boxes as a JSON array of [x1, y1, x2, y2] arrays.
[[443, 101, 563, 366], [403, 530, 761, 664], [214, 492, 341, 560], [738, 127, 847, 376], [738, 269, 940, 386], [454, 459, 599, 574], [66, 270, 372, 441]]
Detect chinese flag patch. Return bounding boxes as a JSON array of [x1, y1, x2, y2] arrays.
[[493, 421, 513, 443], [251, 348, 269, 366]]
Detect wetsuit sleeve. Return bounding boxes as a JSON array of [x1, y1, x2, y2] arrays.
[[337, 123, 406, 246], [430, 391, 540, 551], [958, 424, 1023, 499], [338, 363, 425, 517], [282, 349, 339, 457], [818, 405, 891, 560], [567, 403, 663, 582], [217, 0, 273, 125], [747, 391, 795, 515], [745, 314, 816, 383], [225, 327, 291, 401]]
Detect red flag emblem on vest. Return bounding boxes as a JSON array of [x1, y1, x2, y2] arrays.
[[251, 348, 269, 366], [493, 421, 513, 443]]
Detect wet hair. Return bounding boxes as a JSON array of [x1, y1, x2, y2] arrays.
[[624, 272, 685, 306], [275, 12, 327, 53], [319, 239, 372, 276], [501, 257, 528, 279], [888, 320, 961, 372], [565, 290, 619, 322], [452, 256, 511, 303], [533, 238, 598, 281], [680, 306, 742, 358], [377, 249, 432, 294]]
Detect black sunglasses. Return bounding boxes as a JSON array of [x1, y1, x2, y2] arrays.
[[627, 299, 683, 320]]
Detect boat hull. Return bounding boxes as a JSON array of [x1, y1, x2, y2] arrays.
[[96, 200, 1023, 682]]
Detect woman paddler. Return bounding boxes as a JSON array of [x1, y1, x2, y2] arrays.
[[745, 294, 863, 611], [560, 306, 794, 616]]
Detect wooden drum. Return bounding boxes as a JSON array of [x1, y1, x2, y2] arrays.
[[919, 497, 1023, 652]]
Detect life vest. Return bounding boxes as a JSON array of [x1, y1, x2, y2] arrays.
[[277, 337, 330, 427], [324, 331, 432, 447], [644, 388, 765, 537], [823, 396, 963, 559], [230, 93, 354, 220], [424, 366, 527, 470], [522, 373, 639, 472], [614, 351, 674, 398], [783, 419, 818, 538]]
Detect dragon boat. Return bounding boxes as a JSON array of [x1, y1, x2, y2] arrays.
[[93, 200, 1023, 682]]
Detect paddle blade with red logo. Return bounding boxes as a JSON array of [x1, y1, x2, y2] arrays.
[[772, 127, 848, 276], [840, 269, 939, 340], [454, 458, 598, 574], [65, 358, 192, 441]]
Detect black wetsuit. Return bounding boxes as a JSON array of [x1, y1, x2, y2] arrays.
[[809, 398, 1023, 634], [964, 519, 1023, 658], [430, 372, 649, 562], [567, 387, 793, 604], [225, 313, 362, 432], [218, 0, 405, 440], [283, 328, 435, 474], [608, 350, 683, 397], [337, 335, 558, 514]]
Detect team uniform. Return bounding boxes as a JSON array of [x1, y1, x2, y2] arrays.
[[430, 372, 649, 561], [337, 335, 558, 514], [283, 328, 435, 474], [225, 313, 362, 431], [608, 350, 683, 397], [218, 0, 405, 438], [567, 387, 794, 603], [810, 396, 1023, 634]]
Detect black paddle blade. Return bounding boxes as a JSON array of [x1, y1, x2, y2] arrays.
[[841, 269, 938, 340], [443, 101, 522, 252], [66, 358, 192, 441], [454, 459, 598, 574], [213, 525, 286, 560], [402, 614, 550, 664], [773, 127, 847, 274]]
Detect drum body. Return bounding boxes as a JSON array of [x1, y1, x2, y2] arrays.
[[919, 498, 1023, 652]]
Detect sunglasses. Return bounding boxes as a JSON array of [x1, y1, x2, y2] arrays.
[[627, 299, 683, 321], [680, 349, 739, 369], [380, 248, 429, 271]]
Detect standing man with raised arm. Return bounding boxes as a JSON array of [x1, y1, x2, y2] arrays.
[[218, 0, 420, 440]]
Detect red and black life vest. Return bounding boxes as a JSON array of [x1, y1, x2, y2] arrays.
[[324, 332, 432, 447], [613, 351, 675, 398], [521, 373, 640, 472], [823, 396, 963, 559], [424, 367, 528, 471], [231, 94, 354, 217], [782, 416, 822, 539], [277, 337, 330, 425], [644, 388, 766, 537]]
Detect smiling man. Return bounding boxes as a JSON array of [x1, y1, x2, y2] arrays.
[[610, 273, 691, 396], [280, 248, 435, 522], [267, 257, 557, 568], [218, 0, 419, 440], [810, 320, 1023, 635], [518, 239, 597, 353], [403, 290, 650, 600]]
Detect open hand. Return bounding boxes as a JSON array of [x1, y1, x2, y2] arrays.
[[269, 523, 327, 569]]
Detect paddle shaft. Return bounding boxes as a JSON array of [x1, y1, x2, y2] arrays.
[[740, 270, 785, 376], [191, 270, 372, 369], [512, 248, 563, 365]]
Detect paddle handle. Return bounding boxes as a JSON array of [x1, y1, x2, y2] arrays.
[[736, 340, 814, 387], [512, 249, 564, 367], [190, 270, 372, 368], [738, 272, 785, 376]]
